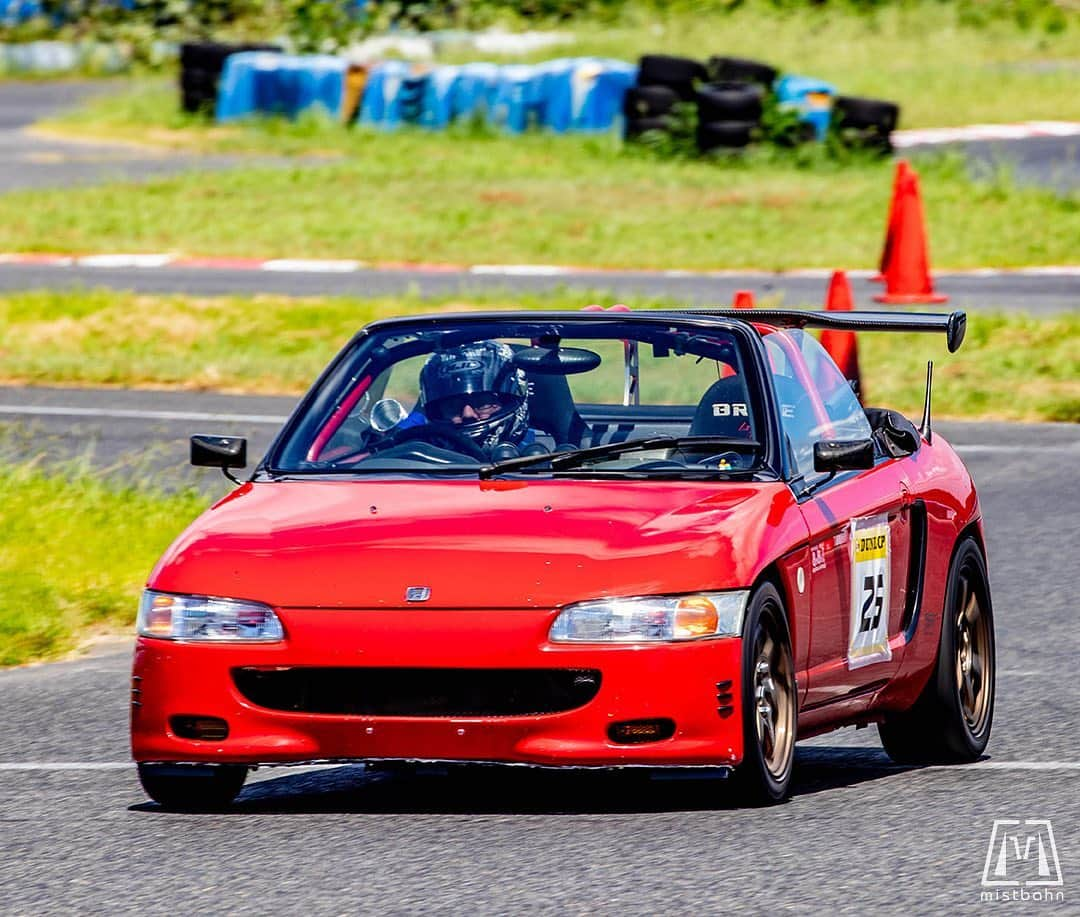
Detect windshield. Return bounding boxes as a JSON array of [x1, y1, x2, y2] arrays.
[[268, 317, 769, 478]]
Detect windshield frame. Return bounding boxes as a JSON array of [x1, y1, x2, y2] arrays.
[[258, 312, 785, 481]]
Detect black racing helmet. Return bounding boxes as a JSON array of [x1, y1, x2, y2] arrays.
[[419, 341, 529, 447]]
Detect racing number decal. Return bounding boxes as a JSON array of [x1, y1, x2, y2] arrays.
[[847, 515, 892, 670], [860, 572, 884, 632]]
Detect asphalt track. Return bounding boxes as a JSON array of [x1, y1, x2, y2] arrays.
[[0, 80, 1077, 313], [0, 80, 278, 192], [1, 260, 1078, 314], [1, 387, 1078, 913], [1, 81, 1077, 913]]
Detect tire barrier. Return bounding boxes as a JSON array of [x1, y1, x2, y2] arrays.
[[636, 54, 709, 101], [630, 53, 777, 151], [180, 41, 281, 115], [707, 56, 778, 89], [1, 0, 41, 26], [696, 119, 759, 152], [216, 51, 349, 122], [202, 45, 899, 155], [356, 57, 636, 133], [774, 74, 837, 141], [832, 95, 901, 153], [625, 114, 675, 138], [695, 82, 764, 123]]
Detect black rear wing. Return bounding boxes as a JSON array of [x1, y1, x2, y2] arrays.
[[661, 309, 967, 353]]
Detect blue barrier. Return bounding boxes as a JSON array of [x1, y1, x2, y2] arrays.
[[356, 57, 635, 134], [217, 51, 347, 122], [569, 59, 636, 132], [775, 74, 837, 141], [1, 0, 42, 25], [210, 50, 842, 145], [359, 60, 423, 128]]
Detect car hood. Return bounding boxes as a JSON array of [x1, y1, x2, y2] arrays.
[[149, 478, 800, 608]]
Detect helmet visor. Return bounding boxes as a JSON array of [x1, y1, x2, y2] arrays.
[[427, 392, 511, 423]]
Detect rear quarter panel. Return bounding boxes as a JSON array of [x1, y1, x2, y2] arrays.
[[873, 434, 982, 712]]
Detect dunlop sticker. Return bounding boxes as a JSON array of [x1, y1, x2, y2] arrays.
[[847, 514, 892, 670]]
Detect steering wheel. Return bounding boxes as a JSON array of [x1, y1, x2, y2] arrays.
[[370, 423, 488, 461]]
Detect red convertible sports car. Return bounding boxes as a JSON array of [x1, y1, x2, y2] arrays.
[[132, 308, 994, 807]]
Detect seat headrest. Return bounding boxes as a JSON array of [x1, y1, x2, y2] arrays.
[[689, 376, 754, 438]]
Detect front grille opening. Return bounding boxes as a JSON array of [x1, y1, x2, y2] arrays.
[[171, 715, 229, 741], [233, 667, 602, 717]]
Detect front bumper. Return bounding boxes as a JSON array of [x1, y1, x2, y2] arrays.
[[131, 608, 745, 768]]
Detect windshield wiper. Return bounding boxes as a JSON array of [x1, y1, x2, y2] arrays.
[[477, 435, 760, 479]]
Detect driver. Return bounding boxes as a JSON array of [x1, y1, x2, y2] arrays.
[[399, 341, 535, 451]]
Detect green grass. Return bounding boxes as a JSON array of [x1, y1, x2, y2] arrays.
[[0, 461, 206, 666], [2, 288, 1077, 421], [538, 2, 1080, 129], [5, 110, 1080, 270], [36, 2, 1080, 130]]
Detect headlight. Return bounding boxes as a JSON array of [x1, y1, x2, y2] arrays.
[[137, 590, 284, 642], [549, 591, 749, 643]]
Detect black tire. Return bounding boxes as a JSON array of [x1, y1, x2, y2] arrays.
[[833, 95, 900, 132], [622, 85, 679, 119], [137, 763, 247, 811], [878, 537, 995, 764], [730, 583, 797, 805], [180, 90, 216, 114], [637, 54, 707, 101], [180, 69, 217, 93], [180, 41, 281, 76], [771, 119, 818, 148], [638, 54, 708, 86], [695, 83, 764, 122], [834, 126, 895, 155], [707, 56, 778, 88], [696, 120, 758, 151], [180, 41, 232, 72], [624, 115, 673, 138]]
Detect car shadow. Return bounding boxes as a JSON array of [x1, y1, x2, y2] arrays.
[[129, 746, 922, 816]]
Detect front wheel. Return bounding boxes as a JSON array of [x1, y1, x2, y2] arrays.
[[137, 763, 247, 811], [731, 582, 797, 805], [878, 537, 995, 764]]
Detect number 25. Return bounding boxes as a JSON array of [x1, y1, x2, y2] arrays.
[[860, 573, 884, 632]]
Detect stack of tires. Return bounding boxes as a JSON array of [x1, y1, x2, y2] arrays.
[[179, 41, 281, 114], [695, 56, 777, 152], [624, 53, 779, 152], [832, 95, 900, 154], [622, 54, 705, 139]]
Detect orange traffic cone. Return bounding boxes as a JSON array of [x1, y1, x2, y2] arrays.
[[871, 160, 910, 283], [820, 270, 863, 397], [732, 289, 755, 309], [874, 164, 948, 304]]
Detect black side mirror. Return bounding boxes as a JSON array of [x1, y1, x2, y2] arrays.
[[191, 434, 247, 483], [813, 438, 875, 473]]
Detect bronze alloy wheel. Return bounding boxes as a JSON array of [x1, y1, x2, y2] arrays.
[[955, 563, 993, 737], [752, 621, 796, 781], [735, 584, 797, 803], [877, 537, 995, 765]]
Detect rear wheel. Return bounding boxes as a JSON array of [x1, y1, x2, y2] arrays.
[[137, 763, 247, 811], [731, 583, 796, 804], [879, 537, 995, 764]]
